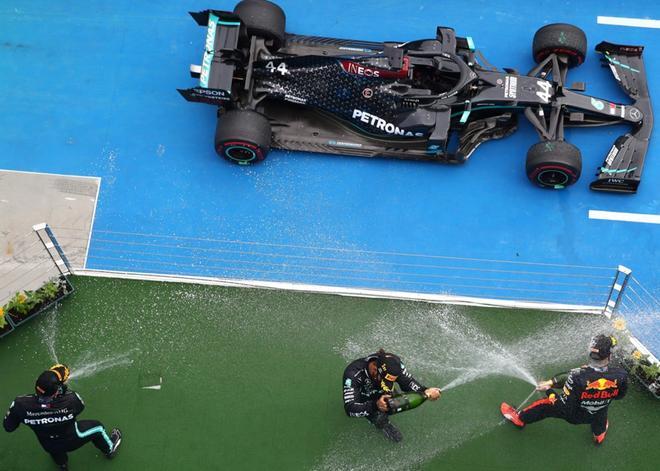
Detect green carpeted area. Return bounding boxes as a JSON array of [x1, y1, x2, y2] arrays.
[[1, 276, 658, 470]]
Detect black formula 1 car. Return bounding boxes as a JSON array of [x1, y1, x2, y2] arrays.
[[179, 0, 653, 193]]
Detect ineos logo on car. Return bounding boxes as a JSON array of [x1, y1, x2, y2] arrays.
[[341, 61, 381, 77]]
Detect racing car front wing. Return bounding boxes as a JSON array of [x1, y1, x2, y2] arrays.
[[590, 42, 653, 193]]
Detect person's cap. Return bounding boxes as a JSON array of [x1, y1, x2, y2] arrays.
[[377, 352, 403, 393], [35, 370, 61, 397], [589, 334, 617, 360]]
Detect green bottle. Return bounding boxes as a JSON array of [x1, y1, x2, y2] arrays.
[[387, 391, 427, 415]]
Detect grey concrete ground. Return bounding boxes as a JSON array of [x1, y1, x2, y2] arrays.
[[0, 170, 99, 305]]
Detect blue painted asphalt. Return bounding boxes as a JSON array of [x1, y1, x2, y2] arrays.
[[1, 1, 658, 350]]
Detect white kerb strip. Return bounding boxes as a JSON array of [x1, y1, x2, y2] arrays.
[[589, 210, 660, 224], [597, 16, 660, 29]]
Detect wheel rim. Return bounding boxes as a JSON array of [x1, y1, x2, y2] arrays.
[[536, 168, 570, 188], [224, 145, 257, 163], [536, 48, 583, 66]]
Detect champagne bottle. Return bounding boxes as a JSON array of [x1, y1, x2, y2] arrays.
[[386, 391, 427, 415]]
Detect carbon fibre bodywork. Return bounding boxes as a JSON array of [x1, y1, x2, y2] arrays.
[[179, 7, 653, 193]]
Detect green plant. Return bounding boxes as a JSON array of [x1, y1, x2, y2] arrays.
[[36, 280, 61, 303], [0, 306, 6, 328], [6, 291, 38, 318], [628, 350, 660, 381], [640, 362, 660, 381]]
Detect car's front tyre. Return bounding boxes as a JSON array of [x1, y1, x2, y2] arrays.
[[532, 23, 587, 68], [526, 140, 582, 189]]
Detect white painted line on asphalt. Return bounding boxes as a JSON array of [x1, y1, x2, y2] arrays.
[[64, 197, 77, 201], [597, 16, 660, 28], [589, 210, 660, 224]]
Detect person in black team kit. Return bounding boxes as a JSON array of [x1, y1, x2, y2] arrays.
[[501, 334, 628, 445], [3, 364, 122, 469], [343, 349, 441, 442]]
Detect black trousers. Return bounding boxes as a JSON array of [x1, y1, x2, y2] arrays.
[[519, 396, 608, 436], [40, 420, 113, 466], [367, 411, 390, 428]]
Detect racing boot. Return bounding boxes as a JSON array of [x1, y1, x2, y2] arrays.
[[381, 422, 403, 443], [106, 428, 122, 459], [500, 402, 525, 428], [369, 411, 403, 442], [593, 420, 609, 446]]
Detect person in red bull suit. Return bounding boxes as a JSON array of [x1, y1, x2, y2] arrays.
[[500, 335, 628, 445], [3, 364, 122, 469], [343, 349, 441, 442]]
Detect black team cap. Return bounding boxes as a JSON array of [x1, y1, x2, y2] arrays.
[[376, 350, 403, 393], [35, 370, 60, 397], [589, 334, 617, 360]]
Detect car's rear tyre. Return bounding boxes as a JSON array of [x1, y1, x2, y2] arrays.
[[532, 23, 586, 68], [215, 110, 271, 165], [526, 140, 582, 189], [234, 0, 285, 51]]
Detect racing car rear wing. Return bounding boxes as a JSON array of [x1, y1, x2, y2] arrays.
[[177, 10, 240, 106], [590, 41, 653, 193]]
